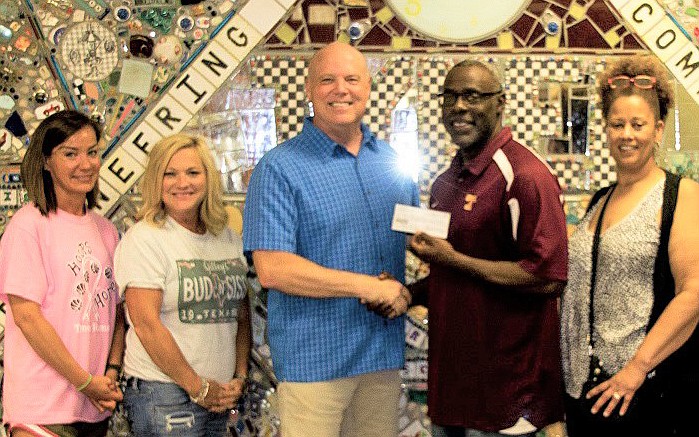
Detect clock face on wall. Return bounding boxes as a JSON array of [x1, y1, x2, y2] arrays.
[[385, 0, 531, 43]]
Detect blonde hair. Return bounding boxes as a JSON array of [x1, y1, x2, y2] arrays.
[[137, 134, 228, 235], [598, 55, 674, 122]]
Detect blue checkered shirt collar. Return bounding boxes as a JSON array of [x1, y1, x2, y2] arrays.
[[301, 117, 378, 162]]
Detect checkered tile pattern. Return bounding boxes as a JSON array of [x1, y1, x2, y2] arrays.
[[248, 54, 616, 197], [368, 57, 416, 135], [251, 56, 308, 142], [417, 58, 452, 195]]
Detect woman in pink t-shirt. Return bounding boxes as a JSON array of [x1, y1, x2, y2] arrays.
[[0, 110, 125, 437]]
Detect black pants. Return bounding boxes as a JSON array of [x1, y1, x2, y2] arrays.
[[564, 378, 671, 437]]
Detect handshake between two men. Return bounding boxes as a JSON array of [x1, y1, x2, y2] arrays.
[[360, 271, 412, 319]]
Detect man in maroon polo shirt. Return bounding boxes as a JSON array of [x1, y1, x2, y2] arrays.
[[410, 60, 568, 437]]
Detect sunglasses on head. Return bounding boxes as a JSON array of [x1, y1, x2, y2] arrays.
[[607, 75, 656, 90]]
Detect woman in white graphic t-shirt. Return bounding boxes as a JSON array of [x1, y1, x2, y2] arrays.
[[114, 134, 252, 436]]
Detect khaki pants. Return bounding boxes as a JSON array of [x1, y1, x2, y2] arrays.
[[278, 369, 401, 437]]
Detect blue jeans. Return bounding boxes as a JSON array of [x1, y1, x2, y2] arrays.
[[122, 377, 229, 437], [431, 424, 537, 437]]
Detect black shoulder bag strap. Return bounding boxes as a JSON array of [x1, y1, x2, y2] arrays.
[[588, 185, 616, 358], [585, 185, 612, 216]]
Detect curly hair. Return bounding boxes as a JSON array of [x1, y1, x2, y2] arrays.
[[598, 55, 674, 122]]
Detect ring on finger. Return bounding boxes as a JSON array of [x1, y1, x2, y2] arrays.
[[612, 392, 621, 400]]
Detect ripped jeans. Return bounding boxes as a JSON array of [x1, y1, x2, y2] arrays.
[[123, 377, 229, 437]]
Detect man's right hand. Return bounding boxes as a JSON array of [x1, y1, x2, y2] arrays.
[[362, 273, 411, 318]]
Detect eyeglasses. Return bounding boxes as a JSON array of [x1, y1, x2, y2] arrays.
[[438, 88, 503, 106], [607, 75, 656, 89]]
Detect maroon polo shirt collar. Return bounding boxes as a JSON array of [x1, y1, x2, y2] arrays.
[[452, 127, 513, 178]]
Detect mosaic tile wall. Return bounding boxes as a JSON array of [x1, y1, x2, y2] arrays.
[[250, 53, 616, 197]]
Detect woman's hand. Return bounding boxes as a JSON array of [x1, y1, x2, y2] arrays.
[[82, 374, 123, 412], [195, 379, 243, 413], [585, 361, 647, 417]]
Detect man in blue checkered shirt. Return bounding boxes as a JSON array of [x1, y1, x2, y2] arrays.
[[243, 42, 419, 437]]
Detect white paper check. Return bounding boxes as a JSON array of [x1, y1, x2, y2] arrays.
[[391, 204, 451, 239]]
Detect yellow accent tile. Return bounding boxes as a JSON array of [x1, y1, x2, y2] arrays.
[[497, 31, 514, 49], [569, 2, 586, 21], [603, 29, 621, 47], [275, 23, 296, 44], [341, 0, 369, 6], [375, 6, 394, 24], [391, 36, 412, 50], [337, 32, 350, 43], [546, 33, 561, 49]]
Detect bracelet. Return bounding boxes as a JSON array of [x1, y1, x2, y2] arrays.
[[76, 373, 93, 392], [189, 378, 210, 404], [106, 363, 122, 374]]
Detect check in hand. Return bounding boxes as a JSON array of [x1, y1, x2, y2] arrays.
[[363, 272, 412, 319]]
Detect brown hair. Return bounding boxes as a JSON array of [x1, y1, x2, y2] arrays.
[[20, 110, 102, 216], [598, 55, 674, 122]]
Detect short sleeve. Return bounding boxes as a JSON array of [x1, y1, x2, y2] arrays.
[[243, 156, 298, 256], [513, 168, 568, 281], [114, 223, 168, 295], [0, 215, 48, 304]]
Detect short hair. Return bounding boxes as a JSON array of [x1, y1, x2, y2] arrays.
[[137, 133, 228, 235], [447, 59, 504, 88], [598, 55, 674, 122], [20, 110, 102, 216]]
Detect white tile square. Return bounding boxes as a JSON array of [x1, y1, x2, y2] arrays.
[[95, 177, 122, 216], [144, 95, 193, 137], [191, 40, 241, 88], [0, 189, 17, 206], [170, 68, 217, 115], [639, 16, 691, 62], [619, 0, 664, 38], [667, 45, 699, 90], [275, 0, 296, 9], [240, 0, 286, 36], [215, 14, 263, 62], [608, 0, 632, 10], [121, 121, 163, 163], [100, 146, 145, 195]]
